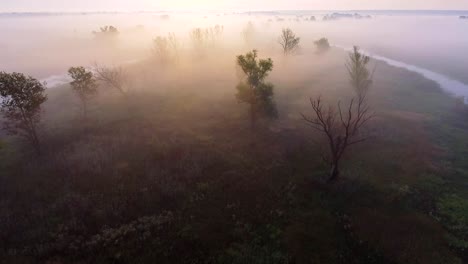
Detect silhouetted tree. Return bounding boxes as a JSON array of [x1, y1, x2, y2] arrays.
[[346, 46, 372, 102], [278, 28, 300, 55], [207, 25, 224, 46], [68, 67, 98, 119], [0, 72, 47, 154], [302, 97, 373, 182], [242, 21, 256, 46], [94, 64, 129, 97], [302, 47, 374, 182], [153, 33, 180, 65], [153, 36, 170, 64], [236, 50, 277, 129], [190, 26, 224, 57], [167, 32, 180, 62], [93, 25, 119, 39], [314, 38, 330, 53]]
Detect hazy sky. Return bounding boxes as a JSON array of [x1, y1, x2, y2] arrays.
[[2, 0, 468, 11]]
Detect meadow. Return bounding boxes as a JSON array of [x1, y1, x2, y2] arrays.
[[1, 15, 468, 263]]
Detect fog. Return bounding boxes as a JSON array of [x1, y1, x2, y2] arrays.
[[2, 11, 468, 88], [4, 10, 468, 264]]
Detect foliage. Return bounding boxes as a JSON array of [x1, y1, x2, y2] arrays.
[[314, 38, 330, 53], [278, 28, 300, 55], [1, 32, 467, 264], [68, 66, 98, 119], [84, 212, 176, 261], [437, 195, 468, 250], [92, 25, 119, 39], [346, 46, 372, 101], [153, 33, 180, 64], [0, 72, 47, 154], [236, 50, 277, 128]]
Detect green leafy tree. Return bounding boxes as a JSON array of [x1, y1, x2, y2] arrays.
[[0, 72, 47, 154], [68, 67, 98, 119], [236, 50, 277, 128], [346, 46, 372, 102]]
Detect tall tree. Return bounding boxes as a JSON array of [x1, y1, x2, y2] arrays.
[[94, 64, 129, 97], [68, 67, 98, 120], [346, 46, 372, 102], [0, 72, 47, 154], [236, 50, 277, 128], [241, 21, 256, 47], [278, 28, 300, 55], [302, 47, 374, 182]]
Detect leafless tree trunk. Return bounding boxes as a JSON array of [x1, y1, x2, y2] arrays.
[[94, 64, 129, 97], [302, 46, 375, 182], [278, 28, 300, 55], [302, 96, 374, 182]]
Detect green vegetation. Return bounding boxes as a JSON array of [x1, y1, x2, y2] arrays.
[[0, 72, 47, 155], [236, 50, 277, 128], [68, 66, 98, 119], [1, 33, 468, 264]]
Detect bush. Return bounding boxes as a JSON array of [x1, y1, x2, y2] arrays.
[[314, 38, 330, 53]]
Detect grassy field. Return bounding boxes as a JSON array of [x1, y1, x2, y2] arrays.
[[1, 47, 468, 263]]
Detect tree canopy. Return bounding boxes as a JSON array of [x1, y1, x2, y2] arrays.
[[0, 72, 47, 154], [236, 50, 277, 128]]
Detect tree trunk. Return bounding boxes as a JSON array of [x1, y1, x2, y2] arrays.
[[31, 127, 41, 156], [250, 104, 256, 130], [328, 162, 340, 183], [83, 100, 88, 120]]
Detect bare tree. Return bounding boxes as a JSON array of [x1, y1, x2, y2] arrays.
[[278, 28, 300, 55], [153, 36, 171, 64], [153, 33, 180, 65], [94, 64, 129, 97], [167, 32, 180, 62], [0, 72, 47, 155], [302, 46, 374, 182], [190, 28, 207, 57], [190, 25, 224, 57], [207, 25, 224, 46], [302, 97, 373, 182]]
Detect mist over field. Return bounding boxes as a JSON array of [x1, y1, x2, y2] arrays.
[[2, 7, 468, 264], [2, 11, 468, 83]]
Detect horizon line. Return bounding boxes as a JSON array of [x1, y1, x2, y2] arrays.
[[2, 9, 468, 13]]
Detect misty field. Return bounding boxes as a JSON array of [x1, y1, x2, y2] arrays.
[[1, 13, 468, 264]]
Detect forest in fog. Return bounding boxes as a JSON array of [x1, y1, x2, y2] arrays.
[[1, 11, 468, 264]]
